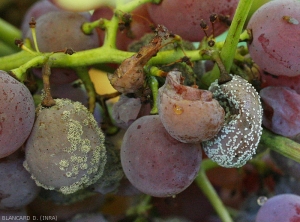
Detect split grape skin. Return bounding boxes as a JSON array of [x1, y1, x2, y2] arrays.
[[121, 115, 202, 197]]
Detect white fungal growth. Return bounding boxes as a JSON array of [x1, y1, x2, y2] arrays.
[[24, 99, 106, 194], [202, 75, 263, 168]]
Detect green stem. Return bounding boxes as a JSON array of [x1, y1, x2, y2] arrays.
[[260, 128, 300, 163], [102, 15, 119, 49], [196, 159, 233, 222], [0, 18, 21, 51], [82, 19, 108, 35], [0, 47, 203, 72], [201, 0, 254, 88], [103, 0, 157, 49], [0, 52, 36, 71], [10, 55, 49, 82], [147, 75, 159, 114], [30, 27, 40, 53], [75, 66, 97, 113]]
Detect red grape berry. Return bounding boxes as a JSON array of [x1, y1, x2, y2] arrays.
[[147, 0, 239, 41], [247, 0, 300, 77], [255, 194, 300, 222], [260, 86, 300, 138], [0, 70, 35, 158], [121, 115, 202, 197]]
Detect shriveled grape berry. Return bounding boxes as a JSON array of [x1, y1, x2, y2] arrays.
[[158, 71, 225, 143], [121, 115, 202, 197], [0, 70, 35, 158], [202, 75, 263, 168], [24, 99, 106, 194], [111, 94, 142, 129]]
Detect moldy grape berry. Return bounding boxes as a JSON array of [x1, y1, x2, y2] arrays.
[[24, 99, 106, 194], [202, 75, 263, 168]]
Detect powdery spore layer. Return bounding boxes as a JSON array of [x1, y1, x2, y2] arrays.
[[24, 99, 106, 194], [202, 75, 263, 168]]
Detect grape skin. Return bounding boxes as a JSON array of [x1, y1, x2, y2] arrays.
[[0, 151, 40, 210], [0, 70, 35, 158], [21, 0, 62, 37], [91, 4, 154, 51], [255, 194, 300, 222], [202, 75, 263, 168], [247, 0, 300, 77], [24, 99, 106, 194], [260, 86, 300, 138], [147, 0, 239, 42], [121, 115, 202, 197], [111, 94, 142, 129], [158, 71, 225, 143], [261, 72, 300, 94], [26, 11, 99, 84], [26, 11, 98, 52]]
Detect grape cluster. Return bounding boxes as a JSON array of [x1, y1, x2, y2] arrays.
[[1, 0, 300, 221]]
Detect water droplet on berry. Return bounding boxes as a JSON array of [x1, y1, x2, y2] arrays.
[[257, 196, 268, 206], [173, 104, 183, 115]]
